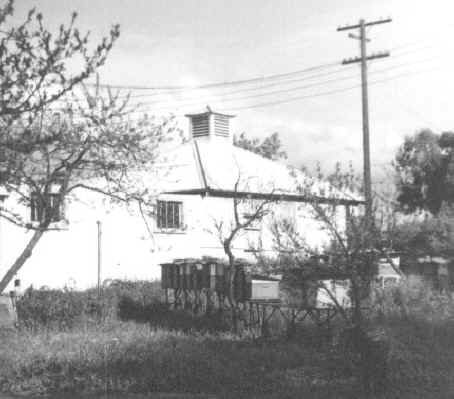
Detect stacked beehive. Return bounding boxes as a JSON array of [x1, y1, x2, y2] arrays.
[[161, 257, 253, 301]]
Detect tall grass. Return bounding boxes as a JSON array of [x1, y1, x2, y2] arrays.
[[15, 280, 164, 331], [0, 321, 353, 397], [4, 279, 454, 397], [370, 279, 454, 322]]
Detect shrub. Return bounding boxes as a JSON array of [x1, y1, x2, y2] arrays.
[[370, 279, 454, 321], [15, 280, 166, 331], [16, 287, 87, 330], [117, 295, 168, 323]]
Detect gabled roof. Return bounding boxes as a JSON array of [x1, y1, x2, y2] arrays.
[[151, 138, 363, 206]]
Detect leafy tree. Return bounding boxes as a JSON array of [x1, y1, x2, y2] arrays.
[[233, 132, 287, 161], [394, 129, 454, 214], [391, 205, 454, 258]]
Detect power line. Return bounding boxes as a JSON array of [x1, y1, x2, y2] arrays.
[[222, 66, 441, 112], [51, 64, 444, 119], [54, 33, 444, 112], [78, 46, 444, 105], [53, 52, 445, 114], [120, 57, 442, 111], [85, 60, 340, 92], [50, 50, 447, 117], [123, 65, 357, 100]]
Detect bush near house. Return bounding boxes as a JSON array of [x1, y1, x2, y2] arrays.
[[15, 281, 230, 334], [15, 280, 164, 330], [16, 287, 89, 330]]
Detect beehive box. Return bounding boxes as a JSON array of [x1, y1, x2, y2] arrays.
[[251, 279, 280, 301]]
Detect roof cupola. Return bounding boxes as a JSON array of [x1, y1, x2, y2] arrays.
[[185, 106, 235, 143]]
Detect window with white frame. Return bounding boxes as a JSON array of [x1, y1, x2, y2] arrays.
[[157, 200, 183, 229]]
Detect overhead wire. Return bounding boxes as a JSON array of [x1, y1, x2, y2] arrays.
[[84, 60, 341, 92], [48, 38, 450, 116], [70, 43, 443, 108], [64, 62, 445, 120], [51, 60, 447, 119], [119, 54, 448, 112], [223, 65, 446, 112], [54, 39, 443, 111]]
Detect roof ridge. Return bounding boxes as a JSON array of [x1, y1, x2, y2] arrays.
[[192, 140, 209, 191]]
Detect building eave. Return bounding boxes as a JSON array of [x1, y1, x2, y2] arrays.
[[163, 187, 364, 206]]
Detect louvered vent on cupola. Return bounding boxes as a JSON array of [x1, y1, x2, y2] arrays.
[[191, 114, 210, 138], [186, 107, 235, 141]]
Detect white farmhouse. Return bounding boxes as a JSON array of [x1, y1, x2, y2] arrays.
[[0, 109, 361, 291]]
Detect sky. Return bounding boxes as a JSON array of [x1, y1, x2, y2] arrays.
[[12, 0, 454, 181]]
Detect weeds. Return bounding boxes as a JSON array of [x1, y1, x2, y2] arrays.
[[3, 279, 454, 398], [15, 280, 164, 331], [0, 321, 347, 396]]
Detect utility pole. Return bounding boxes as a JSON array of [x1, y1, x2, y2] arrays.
[[97, 220, 102, 297], [337, 18, 391, 229]]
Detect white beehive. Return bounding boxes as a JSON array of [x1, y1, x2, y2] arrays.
[[316, 280, 351, 308], [251, 279, 280, 301]]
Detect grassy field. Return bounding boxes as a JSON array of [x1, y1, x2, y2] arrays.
[[1, 281, 454, 398], [2, 317, 454, 398], [0, 320, 355, 398]]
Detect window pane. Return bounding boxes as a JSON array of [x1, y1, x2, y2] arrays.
[[166, 203, 172, 228], [174, 203, 179, 228], [157, 200, 182, 229], [157, 201, 163, 228], [169, 202, 175, 228], [162, 202, 167, 228]]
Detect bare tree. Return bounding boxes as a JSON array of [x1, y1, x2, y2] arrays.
[[208, 177, 273, 330], [267, 164, 393, 394]]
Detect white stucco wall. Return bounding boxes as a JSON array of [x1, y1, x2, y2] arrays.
[[0, 192, 347, 291]]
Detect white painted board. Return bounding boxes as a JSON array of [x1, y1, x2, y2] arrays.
[[251, 280, 280, 300]]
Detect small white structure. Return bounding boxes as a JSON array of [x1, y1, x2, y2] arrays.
[[316, 280, 351, 308], [376, 255, 402, 288], [251, 278, 280, 301]]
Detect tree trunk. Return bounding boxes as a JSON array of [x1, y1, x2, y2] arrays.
[[224, 241, 239, 332], [0, 228, 45, 293], [349, 274, 364, 328]]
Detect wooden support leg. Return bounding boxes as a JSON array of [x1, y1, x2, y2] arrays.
[[261, 305, 269, 338], [217, 292, 224, 314], [174, 289, 181, 309], [206, 290, 213, 315], [194, 290, 201, 314], [287, 308, 297, 339], [183, 290, 191, 311]]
